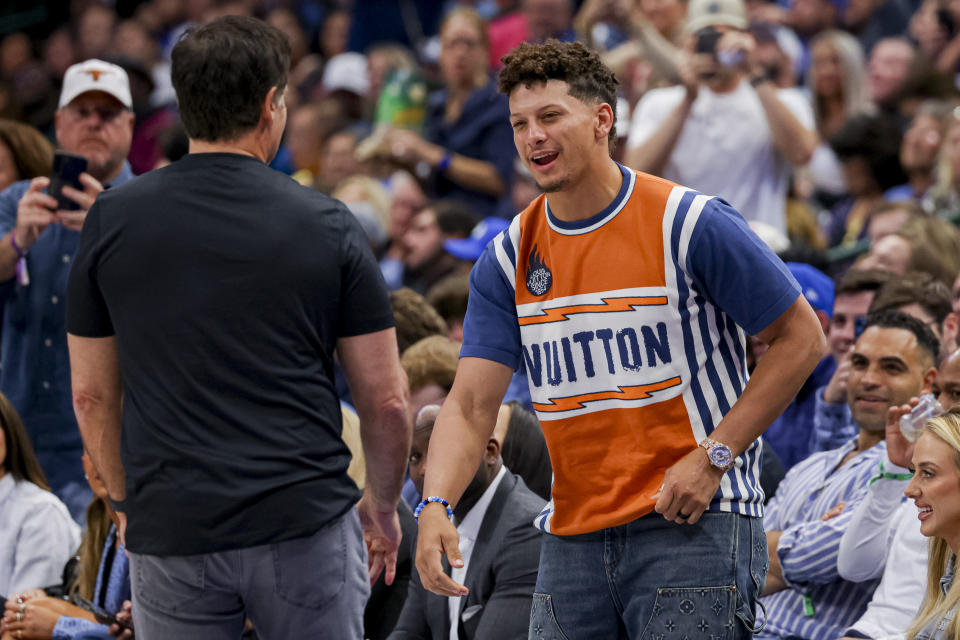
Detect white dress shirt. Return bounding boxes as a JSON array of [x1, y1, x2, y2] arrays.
[[0, 473, 81, 596], [448, 465, 507, 640]]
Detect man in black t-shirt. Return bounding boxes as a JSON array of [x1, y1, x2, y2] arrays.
[[66, 16, 411, 639]]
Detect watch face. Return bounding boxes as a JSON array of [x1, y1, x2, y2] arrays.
[[709, 444, 733, 468]]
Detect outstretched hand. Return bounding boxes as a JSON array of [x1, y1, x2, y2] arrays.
[[414, 503, 469, 597], [357, 494, 402, 586]]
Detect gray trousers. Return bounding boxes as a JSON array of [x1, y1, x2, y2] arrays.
[[129, 509, 369, 640]]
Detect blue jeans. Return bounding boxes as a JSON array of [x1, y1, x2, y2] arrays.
[[529, 511, 767, 639], [129, 509, 369, 640]]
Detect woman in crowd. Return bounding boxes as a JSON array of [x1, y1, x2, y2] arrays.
[[386, 7, 514, 219], [805, 30, 873, 204], [1, 453, 130, 640], [0, 393, 78, 599], [904, 409, 960, 639], [0, 119, 53, 192]]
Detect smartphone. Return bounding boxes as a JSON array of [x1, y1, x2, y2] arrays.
[[49, 151, 88, 211], [695, 26, 722, 55]]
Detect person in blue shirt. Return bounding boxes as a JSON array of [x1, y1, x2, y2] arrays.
[[764, 262, 837, 470], [0, 59, 135, 524], [384, 8, 515, 220], [758, 311, 939, 640]]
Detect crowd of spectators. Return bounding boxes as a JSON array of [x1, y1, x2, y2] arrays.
[[2, 0, 960, 639]]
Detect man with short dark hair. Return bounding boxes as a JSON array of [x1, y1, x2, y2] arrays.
[[759, 311, 938, 640], [626, 0, 817, 235], [389, 404, 544, 640], [0, 58, 135, 521], [814, 271, 958, 452], [66, 16, 411, 638], [415, 38, 825, 638]]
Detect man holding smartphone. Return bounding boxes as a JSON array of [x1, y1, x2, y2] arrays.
[[625, 0, 817, 236], [0, 58, 135, 522]]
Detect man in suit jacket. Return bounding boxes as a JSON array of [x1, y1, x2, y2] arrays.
[[389, 404, 545, 640]]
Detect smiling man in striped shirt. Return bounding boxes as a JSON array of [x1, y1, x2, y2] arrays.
[[757, 310, 939, 640]]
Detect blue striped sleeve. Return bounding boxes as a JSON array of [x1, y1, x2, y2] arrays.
[[460, 239, 522, 369], [777, 487, 870, 589], [686, 198, 801, 336]]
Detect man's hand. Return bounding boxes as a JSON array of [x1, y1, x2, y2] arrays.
[[108, 600, 133, 638], [823, 348, 853, 404], [762, 530, 787, 596], [821, 501, 846, 521], [717, 30, 757, 75], [56, 173, 103, 232], [414, 503, 469, 597], [654, 447, 725, 525], [13, 177, 57, 250], [357, 494, 402, 586], [886, 398, 920, 469]]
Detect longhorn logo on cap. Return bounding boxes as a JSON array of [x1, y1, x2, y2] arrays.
[[83, 69, 108, 82]]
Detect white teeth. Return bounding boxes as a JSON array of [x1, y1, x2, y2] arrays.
[[919, 507, 933, 513]]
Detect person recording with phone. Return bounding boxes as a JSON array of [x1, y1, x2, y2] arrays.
[[626, 0, 817, 237], [0, 59, 135, 524]]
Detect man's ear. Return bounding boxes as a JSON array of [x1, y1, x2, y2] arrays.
[[262, 86, 282, 126], [595, 102, 614, 143], [485, 436, 501, 463], [922, 366, 938, 394]]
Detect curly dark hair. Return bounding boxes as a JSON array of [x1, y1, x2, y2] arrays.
[[498, 39, 619, 149]]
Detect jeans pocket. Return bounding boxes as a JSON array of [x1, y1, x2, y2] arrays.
[[133, 553, 206, 614], [640, 585, 736, 640], [529, 593, 570, 640], [272, 520, 346, 610]]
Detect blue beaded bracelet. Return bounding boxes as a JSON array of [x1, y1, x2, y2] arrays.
[[414, 496, 454, 521]]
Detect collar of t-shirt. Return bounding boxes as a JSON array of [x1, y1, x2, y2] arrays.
[[447, 464, 507, 640]]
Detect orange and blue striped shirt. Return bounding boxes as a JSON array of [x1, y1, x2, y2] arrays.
[[461, 164, 801, 535]]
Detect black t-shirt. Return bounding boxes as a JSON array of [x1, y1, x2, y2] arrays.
[[67, 153, 394, 555]]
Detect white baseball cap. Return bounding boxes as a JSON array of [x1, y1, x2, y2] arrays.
[[322, 53, 369, 97], [58, 59, 133, 110], [686, 0, 748, 33]]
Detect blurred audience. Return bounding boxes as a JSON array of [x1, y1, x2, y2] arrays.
[[0, 58, 135, 523]]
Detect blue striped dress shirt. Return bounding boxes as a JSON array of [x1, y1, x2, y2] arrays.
[[759, 437, 886, 640]]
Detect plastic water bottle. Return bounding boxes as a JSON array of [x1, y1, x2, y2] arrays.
[[899, 394, 943, 442]]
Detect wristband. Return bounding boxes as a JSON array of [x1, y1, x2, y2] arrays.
[[108, 496, 128, 512], [437, 151, 453, 172], [9, 232, 29, 286], [414, 496, 454, 521], [867, 460, 913, 487]]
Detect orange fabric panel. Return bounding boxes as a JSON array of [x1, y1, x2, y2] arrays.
[[541, 394, 698, 535]]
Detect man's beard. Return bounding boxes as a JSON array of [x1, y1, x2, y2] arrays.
[[538, 177, 567, 193]]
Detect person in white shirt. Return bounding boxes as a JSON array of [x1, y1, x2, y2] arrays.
[[389, 404, 544, 640], [626, 0, 817, 235], [834, 347, 960, 639], [0, 392, 79, 598]]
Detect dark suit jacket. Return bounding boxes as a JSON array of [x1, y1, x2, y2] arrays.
[[387, 469, 545, 640]]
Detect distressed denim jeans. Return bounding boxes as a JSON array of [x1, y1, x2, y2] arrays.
[[529, 511, 767, 640]]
